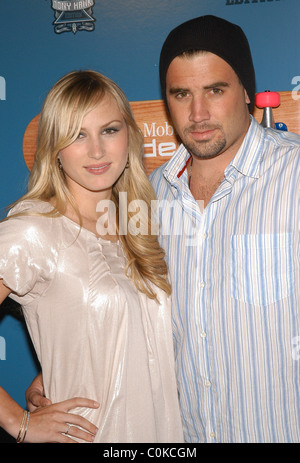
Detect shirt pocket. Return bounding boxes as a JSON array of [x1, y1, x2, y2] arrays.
[[230, 233, 294, 307]]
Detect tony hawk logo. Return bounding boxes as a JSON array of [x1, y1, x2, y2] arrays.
[[51, 0, 95, 34]]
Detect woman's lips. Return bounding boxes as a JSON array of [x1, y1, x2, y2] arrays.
[[84, 163, 111, 174]]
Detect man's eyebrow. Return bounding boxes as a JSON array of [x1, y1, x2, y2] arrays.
[[168, 87, 189, 95], [203, 81, 229, 90], [168, 82, 230, 95]]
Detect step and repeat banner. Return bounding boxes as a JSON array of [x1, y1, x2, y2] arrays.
[[1, 0, 300, 417]]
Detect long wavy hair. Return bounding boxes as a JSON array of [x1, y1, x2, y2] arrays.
[[11, 70, 171, 300]]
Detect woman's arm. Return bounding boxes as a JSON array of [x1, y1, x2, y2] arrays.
[[0, 279, 11, 303], [0, 386, 99, 442], [0, 280, 99, 442]]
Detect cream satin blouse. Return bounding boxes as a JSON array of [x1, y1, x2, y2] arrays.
[[0, 200, 183, 443]]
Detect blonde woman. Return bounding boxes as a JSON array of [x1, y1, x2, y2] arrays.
[[0, 70, 183, 443]]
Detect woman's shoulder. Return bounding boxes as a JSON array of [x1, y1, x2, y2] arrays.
[[0, 200, 61, 297], [8, 199, 54, 217], [3, 199, 81, 246], [3, 199, 60, 240]]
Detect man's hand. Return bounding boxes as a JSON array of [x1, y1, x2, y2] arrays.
[[26, 373, 51, 411]]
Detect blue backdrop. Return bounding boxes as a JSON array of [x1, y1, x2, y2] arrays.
[[1, 0, 299, 412]]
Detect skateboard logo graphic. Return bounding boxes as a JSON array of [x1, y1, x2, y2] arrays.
[[51, 1, 95, 34]]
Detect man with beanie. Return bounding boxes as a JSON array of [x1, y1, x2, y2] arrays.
[[150, 15, 300, 443]]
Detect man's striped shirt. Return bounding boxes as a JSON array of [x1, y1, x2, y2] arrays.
[[150, 116, 300, 442]]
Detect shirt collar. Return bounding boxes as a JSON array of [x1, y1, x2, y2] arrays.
[[162, 144, 191, 187], [227, 116, 265, 180], [163, 115, 265, 186]]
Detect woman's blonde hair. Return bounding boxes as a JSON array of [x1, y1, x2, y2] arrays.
[[12, 70, 171, 299]]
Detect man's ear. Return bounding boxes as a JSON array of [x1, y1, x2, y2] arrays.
[[244, 89, 251, 105]]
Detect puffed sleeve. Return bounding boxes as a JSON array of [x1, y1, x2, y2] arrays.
[[0, 211, 58, 303]]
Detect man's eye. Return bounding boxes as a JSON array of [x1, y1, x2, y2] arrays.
[[176, 91, 189, 99], [210, 88, 223, 95]]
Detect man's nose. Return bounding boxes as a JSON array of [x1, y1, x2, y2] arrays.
[[189, 96, 210, 123]]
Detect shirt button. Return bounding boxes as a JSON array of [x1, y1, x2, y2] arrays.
[[200, 331, 207, 338], [200, 282, 205, 288], [210, 432, 216, 438], [205, 381, 211, 388]]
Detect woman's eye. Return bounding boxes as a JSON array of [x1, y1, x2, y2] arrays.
[[103, 127, 119, 135]]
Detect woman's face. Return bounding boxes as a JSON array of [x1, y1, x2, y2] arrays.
[[59, 93, 128, 202]]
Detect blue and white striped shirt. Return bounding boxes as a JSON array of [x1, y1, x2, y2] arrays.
[[150, 116, 300, 442]]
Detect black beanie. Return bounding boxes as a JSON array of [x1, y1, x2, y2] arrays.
[[159, 15, 256, 112]]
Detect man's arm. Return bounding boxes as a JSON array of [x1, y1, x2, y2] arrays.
[[26, 373, 51, 410]]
